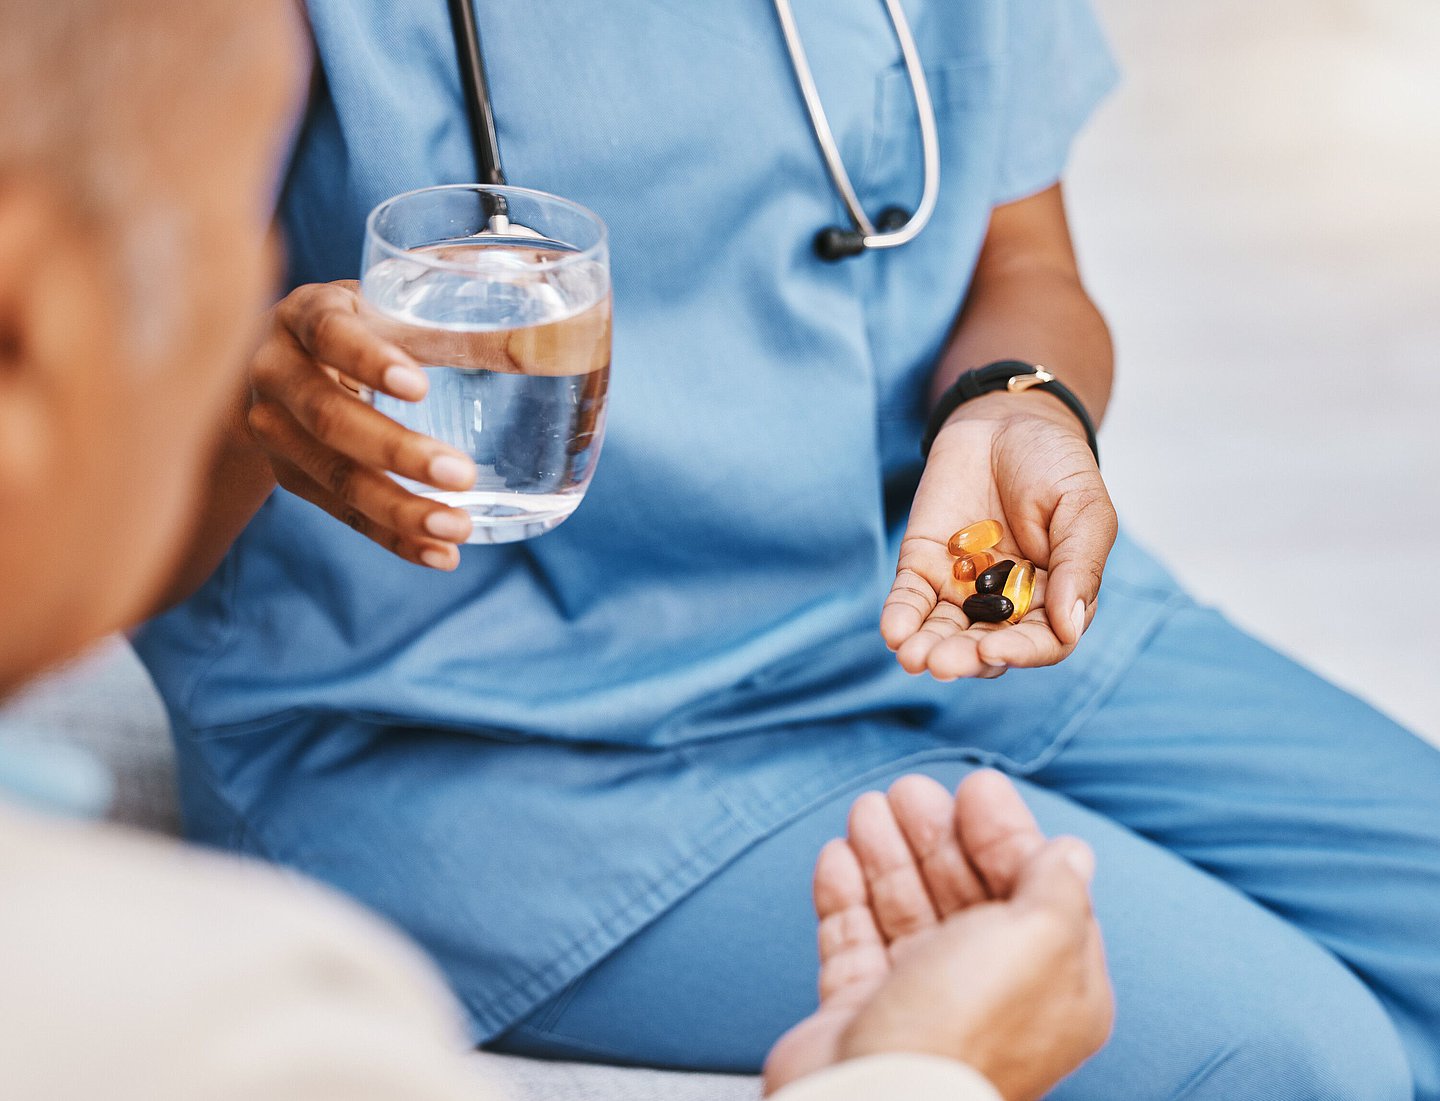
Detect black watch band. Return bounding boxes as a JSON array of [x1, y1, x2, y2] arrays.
[[921, 359, 1100, 466]]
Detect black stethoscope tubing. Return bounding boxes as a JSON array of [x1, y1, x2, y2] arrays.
[[446, 0, 506, 187], [445, 1, 937, 260]]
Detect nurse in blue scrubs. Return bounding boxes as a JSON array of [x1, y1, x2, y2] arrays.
[[140, 3, 1440, 1098]]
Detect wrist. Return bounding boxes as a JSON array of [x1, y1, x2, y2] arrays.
[[938, 389, 1089, 438], [922, 361, 1099, 464]]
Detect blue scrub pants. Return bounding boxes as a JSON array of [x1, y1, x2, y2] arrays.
[[495, 600, 1440, 1100]]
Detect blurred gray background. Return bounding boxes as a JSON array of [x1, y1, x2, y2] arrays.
[[1069, 0, 1440, 743]]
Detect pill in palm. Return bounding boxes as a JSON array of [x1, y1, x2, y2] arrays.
[[952, 549, 999, 583], [1000, 558, 1036, 622], [975, 559, 1015, 595], [962, 592, 1014, 624], [947, 519, 1002, 557]]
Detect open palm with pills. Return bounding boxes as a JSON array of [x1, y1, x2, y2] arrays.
[[880, 395, 1118, 680]]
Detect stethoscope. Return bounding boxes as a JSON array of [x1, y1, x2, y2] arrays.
[[445, 0, 940, 261]]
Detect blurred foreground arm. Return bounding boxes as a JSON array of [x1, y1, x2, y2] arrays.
[[0, 767, 1108, 1101], [0, 806, 495, 1101]]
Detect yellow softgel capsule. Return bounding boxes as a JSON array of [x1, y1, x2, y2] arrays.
[[947, 519, 1003, 558], [952, 549, 999, 584], [1000, 558, 1036, 622]]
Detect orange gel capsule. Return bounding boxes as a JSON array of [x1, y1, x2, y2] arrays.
[[952, 549, 999, 583], [947, 519, 1003, 557], [1001, 559, 1036, 622]]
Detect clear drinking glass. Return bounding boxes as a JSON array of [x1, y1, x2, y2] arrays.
[[361, 185, 611, 544]]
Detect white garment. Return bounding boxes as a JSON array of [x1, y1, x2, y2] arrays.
[[0, 805, 1000, 1101]]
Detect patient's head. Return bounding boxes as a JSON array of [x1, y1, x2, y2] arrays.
[[0, 0, 305, 693]]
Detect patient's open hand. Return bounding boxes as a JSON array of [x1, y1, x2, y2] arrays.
[[763, 770, 1113, 1101]]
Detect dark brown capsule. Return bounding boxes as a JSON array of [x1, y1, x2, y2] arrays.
[[962, 593, 1014, 624], [975, 559, 1016, 595]]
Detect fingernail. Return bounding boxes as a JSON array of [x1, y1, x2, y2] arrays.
[[428, 454, 476, 489], [424, 510, 472, 542], [382, 363, 426, 399], [420, 547, 454, 570], [1063, 842, 1096, 883], [1071, 599, 1087, 641]]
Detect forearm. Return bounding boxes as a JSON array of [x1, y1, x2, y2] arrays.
[[932, 186, 1112, 430]]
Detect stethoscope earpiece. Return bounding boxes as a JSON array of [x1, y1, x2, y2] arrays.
[[814, 206, 914, 262], [814, 227, 867, 261], [875, 206, 913, 232]]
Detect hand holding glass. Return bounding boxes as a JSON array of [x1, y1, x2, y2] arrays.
[[362, 185, 611, 544]]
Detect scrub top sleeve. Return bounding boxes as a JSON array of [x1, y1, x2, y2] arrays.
[[993, 0, 1120, 206]]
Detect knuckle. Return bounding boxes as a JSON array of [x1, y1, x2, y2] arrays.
[[308, 307, 347, 353], [1055, 477, 1111, 518], [1084, 563, 1107, 595], [288, 283, 353, 346], [324, 454, 356, 498], [248, 347, 277, 388], [339, 507, 369, 536], [246, 401, 277, 439], [279, 282, 325, 325], [272, 466, 304, 494], [382, 432, 416, 475], [305, 390, 349, 441], [1013, 633, 1048, 665]]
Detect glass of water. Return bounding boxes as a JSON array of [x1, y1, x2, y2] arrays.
[[361, 185, 611, 544]]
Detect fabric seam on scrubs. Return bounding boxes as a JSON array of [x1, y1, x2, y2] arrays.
[[859, 60, 902, 196], [522, 967, 589, 1035], [172, 725, 280, 859], [1170, 1044, 1245, 1101]]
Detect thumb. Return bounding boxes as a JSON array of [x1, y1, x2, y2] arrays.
[[1011, 837, 1096, 928], [1042, 474, 1117, 647]]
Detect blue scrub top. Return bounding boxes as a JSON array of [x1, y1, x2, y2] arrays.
[[138, 0, 1144, 1038]]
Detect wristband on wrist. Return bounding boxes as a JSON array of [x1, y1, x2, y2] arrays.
[[921, 359, 1100, 466]]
